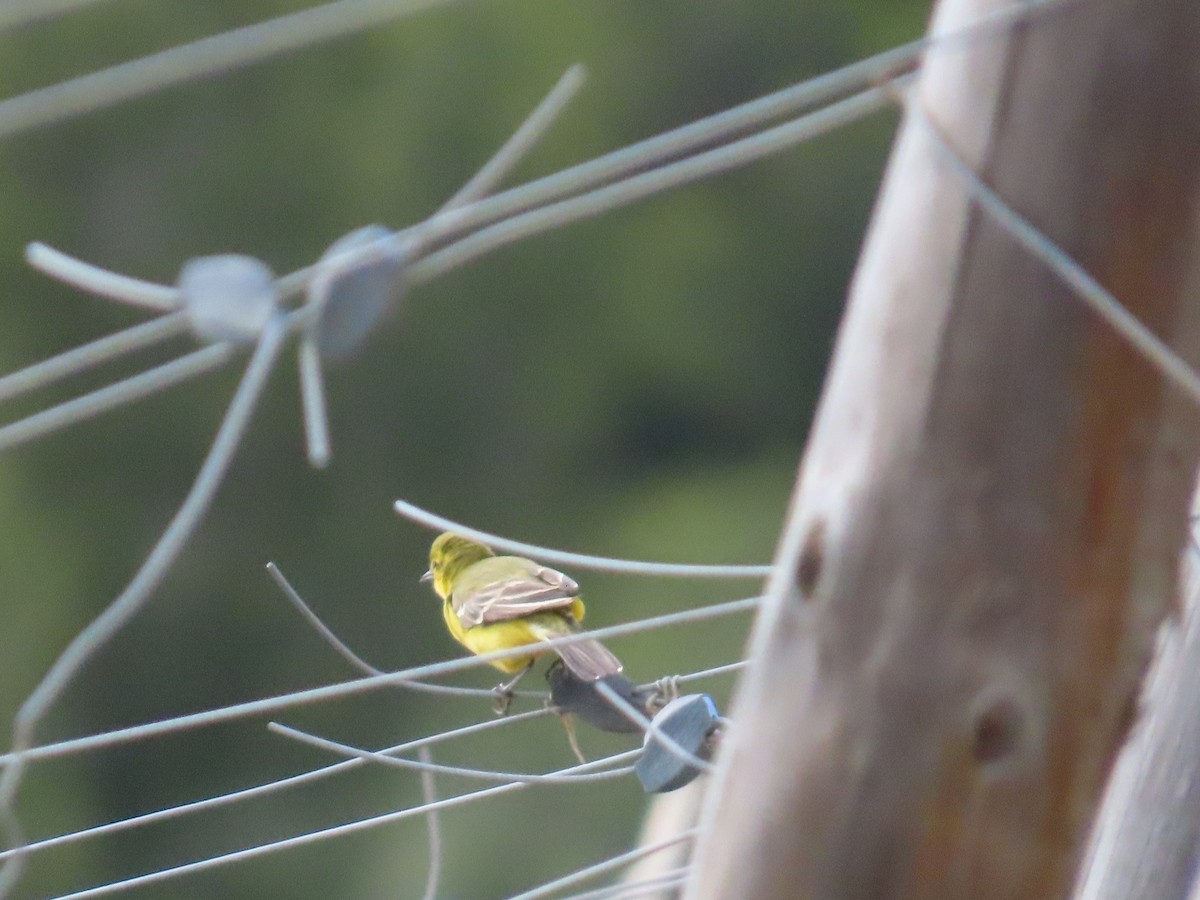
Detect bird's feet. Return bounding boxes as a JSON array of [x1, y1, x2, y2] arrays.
[[489, 661, 534, 715], [645, 673, 682, 713], [491, 683, 515, 716]]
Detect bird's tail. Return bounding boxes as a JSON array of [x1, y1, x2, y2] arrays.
[[528, 619, 623, 681], [556, 636, 623, 681]]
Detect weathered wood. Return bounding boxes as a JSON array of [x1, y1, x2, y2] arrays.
[[1073, 497, 1200, 900], [686, 0, 1200, 897]]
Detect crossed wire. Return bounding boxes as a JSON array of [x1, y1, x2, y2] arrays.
[[7, 572, 757, 898]]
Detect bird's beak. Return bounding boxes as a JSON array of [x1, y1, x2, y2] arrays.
[[419, 570, 433, 584]]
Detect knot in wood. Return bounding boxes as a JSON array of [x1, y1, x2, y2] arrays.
[[971, 694, 1025, 766], [795, 519, 827, 600]]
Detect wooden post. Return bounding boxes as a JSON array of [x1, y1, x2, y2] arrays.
[[1074, 492, 1200, 900], [686, 0, 1200, 897]]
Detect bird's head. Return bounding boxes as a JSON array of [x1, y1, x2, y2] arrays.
[[422, 532, 494, 599]]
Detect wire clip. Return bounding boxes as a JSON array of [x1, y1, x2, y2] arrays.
[[179, 254, 279, 344], [305, 225, 410, 361], [634, 693, 721, 794]]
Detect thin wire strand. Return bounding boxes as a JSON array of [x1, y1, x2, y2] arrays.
[[417, 745, 442, 900], [252, 0, 1069, 315], [563, 869, 691, 900], [0, 74, 927, 467], [0, 344, 234, 454], [904, 93, 1200, 407], [266, 561, 395, 678], [24, 243, 180, 310], [49, 750, 642, 900], [265, 559, 455, 896], [265, 560, 544, 699], [0, 709, 550, 865], [0, 661, 748, 866], [394, 498, 773, 578], [296, 338, 332, 468], [508, 829, 698, 900], [1, 657, 745, 864], [0, 312, 190, 405], [0, 0, 121, 32], [439, 64, 587, 212], [259, 78, 903, 346], [13, 0, 1058, 365], [9, 0, 1071, 398], [0, 597, 759, 769], [403, 0, 1072, 259], [0, 0, 455, 142], [673, 660, 747, 686], [0, 305, 313, 462], [0, 659, 747, 863], [294, 63, 583, 467], [0, 316, 288, 896], [268, 722, 635, 784], [409, 79, 910, 286]]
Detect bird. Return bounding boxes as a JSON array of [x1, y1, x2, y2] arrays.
[[421, 532, 623, 714]]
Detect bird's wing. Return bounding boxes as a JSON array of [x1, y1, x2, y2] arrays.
[[453, 563, 580, 628]]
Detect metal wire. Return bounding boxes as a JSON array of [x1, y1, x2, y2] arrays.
[[903, 92, 1200, 408], [0, 0, 457, 141], [409, 78, 914, 285], [508, 829, 698, 900], [0, 0, 122, 33], [0, 658, 744, 867], [417, 745, 443, 900], [24, 243, 181, 309], [266, 560, 545, 700], [562, 868, 691, 900], [0, 316, 288, 895], [390, 0, 1075, 262], [0, 708, 550, 865], [394, 498, 773, 578], [269, 722, 636, 784], [0, 343, 234, 454], [0, 312, 189, 404], [47, 750, 644, 900], [0, 597, 758, 769]]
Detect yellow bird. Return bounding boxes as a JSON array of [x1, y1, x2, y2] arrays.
[[421, 532, 623, 710]]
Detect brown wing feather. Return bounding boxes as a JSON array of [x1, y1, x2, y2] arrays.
[[454, 564, 580, 627]]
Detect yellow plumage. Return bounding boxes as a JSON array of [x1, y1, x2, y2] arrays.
[[440, 597, 585, 674], [422, 532, 621, 683]]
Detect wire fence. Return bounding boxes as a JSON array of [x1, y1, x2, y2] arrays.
[[2, 0, 1169, 897]]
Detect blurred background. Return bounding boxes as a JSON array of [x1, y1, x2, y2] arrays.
[[0, 1, 928, 896]]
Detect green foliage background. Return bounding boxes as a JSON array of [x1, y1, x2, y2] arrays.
[[0, 1, 927, 896]]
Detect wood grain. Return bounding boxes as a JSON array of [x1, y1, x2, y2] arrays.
[[687, 0, 1200, 897]]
